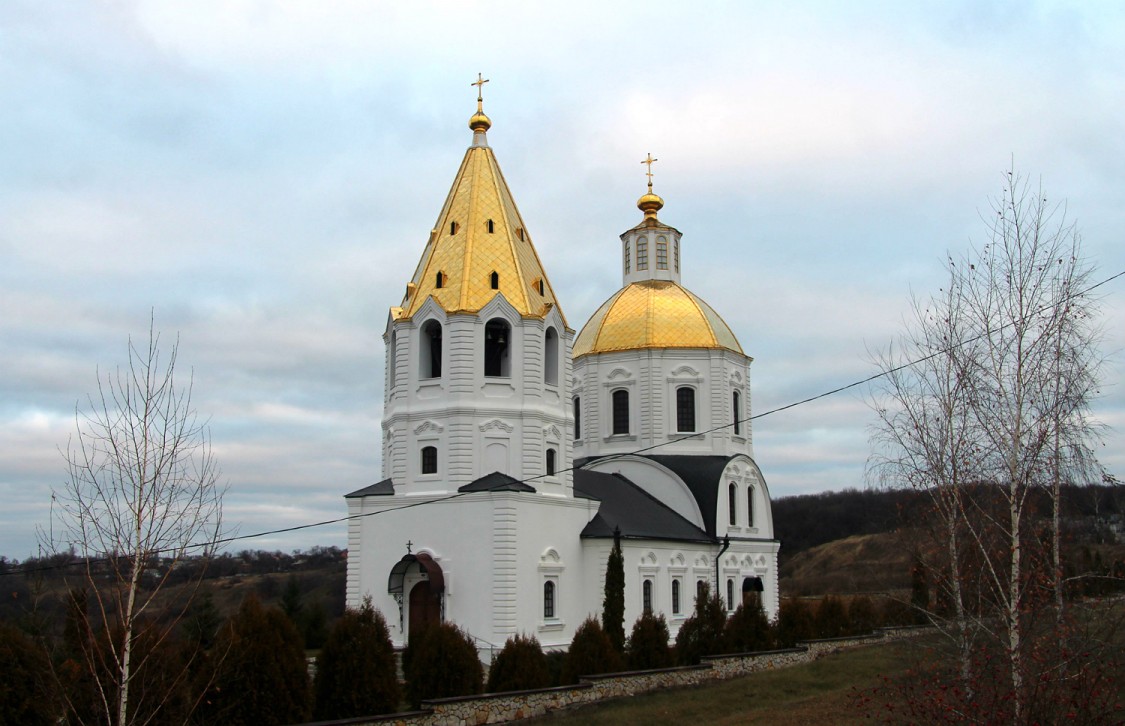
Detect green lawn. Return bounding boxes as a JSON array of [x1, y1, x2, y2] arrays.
[[532, 640, 918, 725]]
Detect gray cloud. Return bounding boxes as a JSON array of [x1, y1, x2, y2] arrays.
[[2, 1, 1123, 558]]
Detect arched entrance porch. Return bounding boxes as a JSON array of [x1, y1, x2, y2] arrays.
[[388, 552, 445, 638]]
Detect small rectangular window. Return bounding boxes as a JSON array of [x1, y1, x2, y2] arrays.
[[543, 580, 556, 619], [421, 446, 438, 475]]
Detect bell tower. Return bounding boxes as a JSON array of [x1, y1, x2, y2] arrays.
[[381, 77, 574, 497]]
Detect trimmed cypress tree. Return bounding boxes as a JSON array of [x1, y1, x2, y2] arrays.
[[313, 597, 400, 720], [601, 527, 626, 654], [404, 621, 483, 709], [487, 633, 550, 693], [562, 617, 622, 684], [626, 611, 673, 670], [775, 598, 815, 647], [813, 595, 849, 638], [196, 594, 311, 725], [846, 595, 878, 635], [723, 596, 774, 653], [674, 585, 727, 665]]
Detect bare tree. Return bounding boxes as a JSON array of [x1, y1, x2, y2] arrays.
[[869, 169, 1107, 722], [48, 321, 224, 726]]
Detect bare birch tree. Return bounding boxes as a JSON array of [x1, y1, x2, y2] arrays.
[[869, 169, 1106, 722], [48, 322, 224, 726]]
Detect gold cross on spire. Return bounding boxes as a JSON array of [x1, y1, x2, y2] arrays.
[[641, 153, 659, 192], [472, 72, 490, 110]]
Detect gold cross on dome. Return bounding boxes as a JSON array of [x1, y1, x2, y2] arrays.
[[472, 73, 490, 106], [641, 153, 659, 191]]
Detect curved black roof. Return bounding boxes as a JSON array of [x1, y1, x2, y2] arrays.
[[574, 469, 713, 543]]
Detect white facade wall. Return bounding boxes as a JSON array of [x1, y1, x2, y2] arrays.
[[346, 491, 596, 650], [572, 347, 753, 462], [382, 294, 573, 496]]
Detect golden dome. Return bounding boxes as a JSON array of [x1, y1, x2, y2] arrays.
[[637, 191, 664, 218], [573, 280, 743, 358], [469, 110, 492, 132]]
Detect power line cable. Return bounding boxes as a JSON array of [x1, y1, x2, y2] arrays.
[[5, 267, 1122, 579]]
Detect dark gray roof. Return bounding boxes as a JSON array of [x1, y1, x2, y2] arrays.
[[646, 455, 736, 537], [344, 478, 395, 498], [458, 472, 537, 493], [574, 469, 713, 543]]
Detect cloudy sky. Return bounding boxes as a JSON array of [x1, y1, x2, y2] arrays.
[[2, 1, 1123, 559]]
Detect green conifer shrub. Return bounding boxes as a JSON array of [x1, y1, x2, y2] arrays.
[[313, 597, 400, 720], [846, 595, 878, 635], [723, 595, 774, 653], [626, 611, 672, 670], [562, 617, 622, 684], [196, 594, 311, 725], [774, 598, 815, 647], [674, 585, 727, 665], [404, 621, 483, 709], [602, 529, 626, 654], [813, 595, 849, 638], [487, 633, 550, 693]]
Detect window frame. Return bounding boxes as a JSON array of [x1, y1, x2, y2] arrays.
[[421, 446, 438, 475], [543, 580, 556, 619], [611, 389, 630, 436], [676, 386, 696, 433]]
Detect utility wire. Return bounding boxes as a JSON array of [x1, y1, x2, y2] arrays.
[[5, 267, 1123, 579]]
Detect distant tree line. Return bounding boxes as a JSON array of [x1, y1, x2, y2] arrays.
[[773, 483, 1124, 562]]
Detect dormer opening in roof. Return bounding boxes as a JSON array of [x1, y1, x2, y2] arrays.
[[469, 72, 491, 147], [617, 153, 682, 287]]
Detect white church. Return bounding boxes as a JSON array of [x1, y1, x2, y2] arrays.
[[345, 86, 780, 654]]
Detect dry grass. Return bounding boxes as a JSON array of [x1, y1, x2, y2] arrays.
[[533, 640, 919, 725], [780, 531, 913, 597]]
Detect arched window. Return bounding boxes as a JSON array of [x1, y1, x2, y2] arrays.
[[726, 578, 734, 611], [421, 446, 438, 475], [573, 397, 582, 439], [449, 221, 458, 235], [487, 219, 495, 234], [696, 579, 707, 602], [656, 236, 668, 270], [484, 319, 511, 377], [674, 239, 680, 272], [746, 485, 754, 527], [490, 271, 499, 289], [624, 241, 631, 273], [732, 390, 742, 435], [420, 320, 442, 379], [388, 331, 397, 388], [728, 482, 737, 526], [636, 237, 648, 270], [544, 327, 559, 385], [435, 271, 445, 289], [612, 389, 630, 435], [546, 448, 556, 476], [543, 580, 555, 619], [672, 579, 681, 615], [642, 579, 653, 613], [676, 387, 696, 432]]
